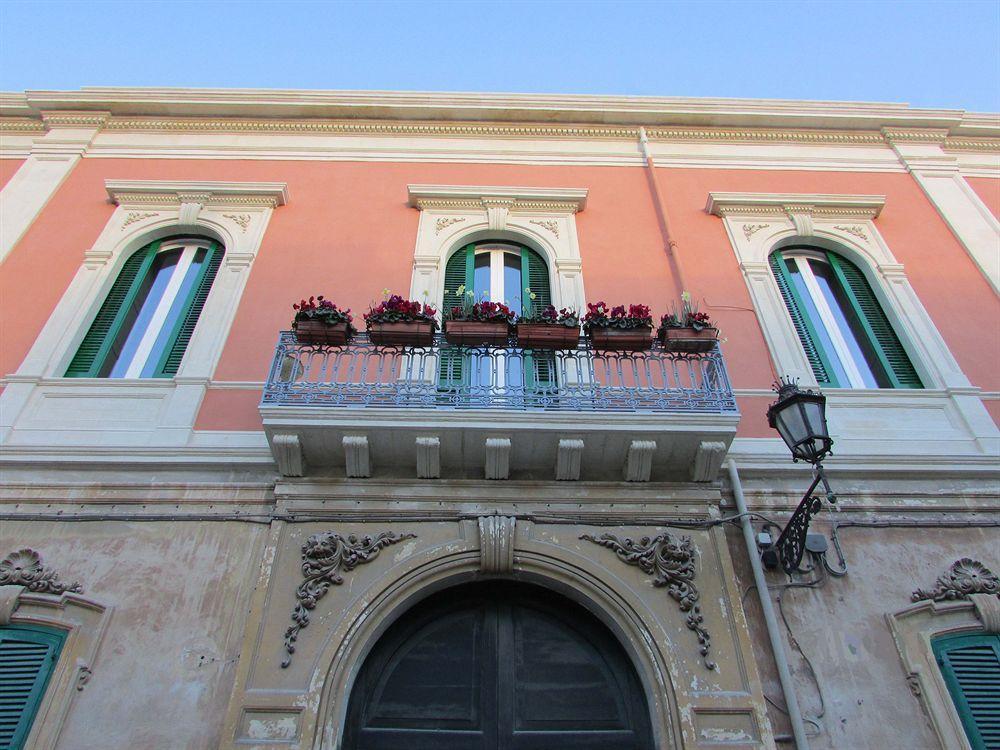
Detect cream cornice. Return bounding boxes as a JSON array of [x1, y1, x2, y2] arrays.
[[0, 87, 996, 136], [407, 184, 588, 213], [105, 179, 289, 207], [706, 192, 885, 219]]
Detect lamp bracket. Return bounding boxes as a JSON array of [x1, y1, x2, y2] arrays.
[[773, 463, 837, 574]]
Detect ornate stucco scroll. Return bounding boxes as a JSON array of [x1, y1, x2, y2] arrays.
[[581, 532, 715, 669], [0, 549, 82, 595], [911, 558, 999, 602], [281, 530, 415, 667]]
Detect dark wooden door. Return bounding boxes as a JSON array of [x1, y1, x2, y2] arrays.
[[343, 582, 654, 750]]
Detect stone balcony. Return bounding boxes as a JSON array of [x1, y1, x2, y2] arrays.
[[259, 332, 739, 482]]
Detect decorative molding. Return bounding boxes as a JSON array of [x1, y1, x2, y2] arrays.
[[121, 211, 158, 229], [706, 192, 886, 220], [834, 224, 869, 241], [944, 137, 1000, 152], [485, 437, 511, 480], [272, 434, 304, 477], [104, 116, 641, 139], [478, 516, 516, 574], [971, 593, 1000, 633], [691, 441, 727, 482], [343, 436, 372, 478], [0, 117, 45, 132], [105, 179, 289, 208], [530, 219, 560, 238], [415, 436, 440, 478], [434, 217, 465, 234], [40, 110, 110, 129], [0, 549, 82, 595], [911, 558, 1000, 603], [581, 532, 715, 669], [408, 184, 588, 213], [483, 198, 514, 231], [555, 438, 584, 480], [223, 213, 252, 232], [0, 586, 20, 625], [281, 530, 416, 667], [624, 440, 656, 482], [742, 223, 770, 240], [647, 126, 888, 144], [882, 127, 950, 145]]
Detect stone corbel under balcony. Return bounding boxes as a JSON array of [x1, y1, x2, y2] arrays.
[[260, 409, 738, 483]]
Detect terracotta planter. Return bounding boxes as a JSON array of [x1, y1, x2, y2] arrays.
[[516, 323, 580, 350], [444, 320, 511, 346], [367, 320, 436, 347], [294, 320, 353, 346], [659, 326, 718, 353], [587, 326, 653, 351]]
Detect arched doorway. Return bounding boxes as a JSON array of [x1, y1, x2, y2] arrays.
[[343, 581, 654, 749]]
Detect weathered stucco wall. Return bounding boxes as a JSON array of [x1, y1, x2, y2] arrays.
[[726, 522, 1000, 750], [1, 520, 265, 750]]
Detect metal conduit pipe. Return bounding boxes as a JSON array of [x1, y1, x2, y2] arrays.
[[727, 459, 811, 750], [638, 126, 688, 295]]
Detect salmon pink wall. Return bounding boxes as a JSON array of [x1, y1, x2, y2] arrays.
[[966, 176, 1000, 220], [1, 156, 996, 436], [0, 159, 24, 189]]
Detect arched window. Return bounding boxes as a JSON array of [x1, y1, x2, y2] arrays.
[[769, 247, 921, 389], [440, 241, 554, 390], [933, 633, 1000, 750], [66, 237, 224, 378], [0, 624, 65, 750]]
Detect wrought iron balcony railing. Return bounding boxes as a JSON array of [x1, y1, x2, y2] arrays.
[[261, 331, 737, 413]]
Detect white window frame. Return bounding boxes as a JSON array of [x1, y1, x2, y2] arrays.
[[707, 191, 999, 458], [0, 180, 286, 448], [406, 185, 588, 317]]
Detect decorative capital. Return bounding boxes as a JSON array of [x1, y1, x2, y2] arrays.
[[581, 531, 715, 669], [0, 549, 82, 595], [912, 558, 999, 603], [282, 530, 415, 667]]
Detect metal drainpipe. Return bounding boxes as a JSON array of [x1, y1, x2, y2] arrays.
[[727, 459, 811, 750], [638, 126, 688, 295]]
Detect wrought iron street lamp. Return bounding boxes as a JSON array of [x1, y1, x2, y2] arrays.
[[765, 378, 837, 574]]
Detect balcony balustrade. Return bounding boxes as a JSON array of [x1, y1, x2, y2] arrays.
[[259, 332, 739, 482], [262, 332, 736, 413]]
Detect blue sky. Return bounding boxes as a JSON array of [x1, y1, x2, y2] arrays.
[[1, 0, 998, 111]]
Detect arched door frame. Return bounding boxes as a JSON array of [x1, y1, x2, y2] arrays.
[[309, 549, 682, 750]]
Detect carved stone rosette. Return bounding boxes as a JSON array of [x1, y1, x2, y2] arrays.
[[0, 549, 82, 595], [581, 532, 715, 669], [911, 558, 1000, 603], [281, 530, 415, 667]]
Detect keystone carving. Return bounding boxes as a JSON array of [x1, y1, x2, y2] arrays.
[[479, 516, 516, 574], [282, 530, 415, 667], [581, 532, 715, 669], [0, 549, 82, 595], [911, 558, 999, 603]]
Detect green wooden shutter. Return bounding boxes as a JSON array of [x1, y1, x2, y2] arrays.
[[65, 243, 159, 377], [827, 252, 922, 389], [438, 245, 474, 387], [154, 242, 223, 377], [0, 625, 65, 750], [934, 633, 1000, 750], [520, 247, 555, 390], [769, 253, 837, 387]]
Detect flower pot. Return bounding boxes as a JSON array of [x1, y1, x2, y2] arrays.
[[367, 320, 436, 347], [444, 320, 511, 346], [587, 326, 653, 351], [516, 323, 580, 350], [294, 320, 352, 346], [659, 326, 718, 353]]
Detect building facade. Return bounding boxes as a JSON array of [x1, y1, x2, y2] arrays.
[[0, 88, 997, 750]]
